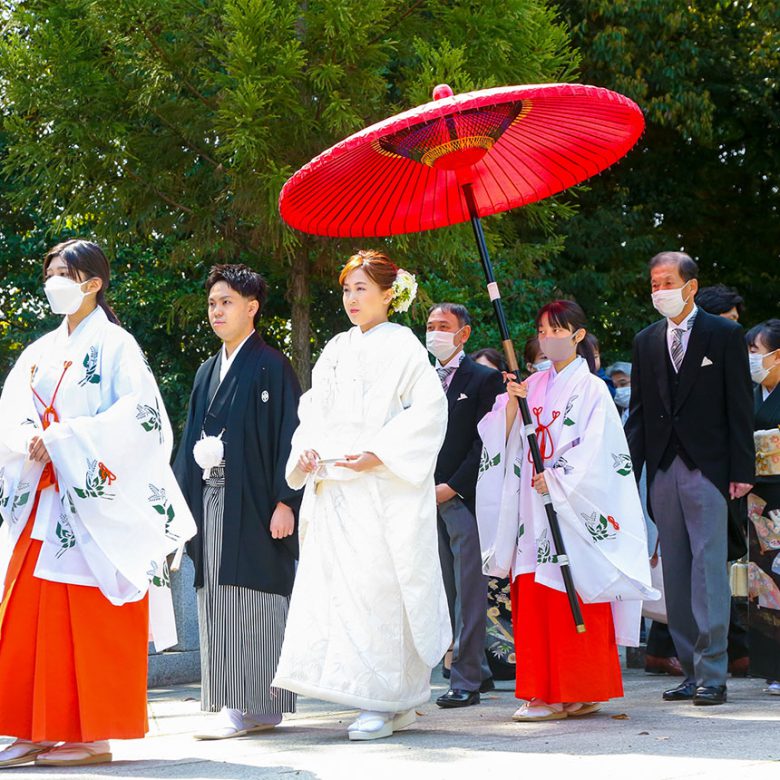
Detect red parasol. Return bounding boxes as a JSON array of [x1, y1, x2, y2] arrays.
[[280, 83, 645, 632], [280, 83, 644, 237]]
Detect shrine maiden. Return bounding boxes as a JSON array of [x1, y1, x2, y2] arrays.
[[477, 300, 656, 722], [0, 240, 196, 767], [272, 250, 451, 741]]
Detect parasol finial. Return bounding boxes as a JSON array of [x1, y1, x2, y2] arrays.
[[432, 84, 454, 101]]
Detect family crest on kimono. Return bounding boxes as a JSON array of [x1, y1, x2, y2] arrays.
[[174, 264, 302, 740], [477, 300, 657, 722], [272, 249, 452, 741], [0, 240, 196, 768]]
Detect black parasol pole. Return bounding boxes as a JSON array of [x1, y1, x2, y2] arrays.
[[461, 182, 586, 633]]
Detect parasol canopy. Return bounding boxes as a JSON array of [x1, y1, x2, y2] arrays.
[[280, 82, 644, 238]]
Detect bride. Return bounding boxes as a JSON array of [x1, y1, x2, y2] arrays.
[[272, 249, 451, 741]]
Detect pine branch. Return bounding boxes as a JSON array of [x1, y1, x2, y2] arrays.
[[367, 0, 427, 46], [137, 21, 218, 112]]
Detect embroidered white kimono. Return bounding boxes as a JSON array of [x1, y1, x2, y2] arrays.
[[0, 307, 196, 649], [272, 322, 451, 711], [476, 357, 658, 646]]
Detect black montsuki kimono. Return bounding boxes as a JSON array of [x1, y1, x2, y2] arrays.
[[746, 383, 780, 679], [173, 332, 303, 597]]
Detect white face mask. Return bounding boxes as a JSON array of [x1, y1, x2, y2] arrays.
[[614, 386, 631, 408], [539, 333, 579, 363], [749, 350, 777, 385], [532, 359, 552, 372], [652, 281, 691, 319], [426, 328, 463, 363], [45, 276, 93, 315]]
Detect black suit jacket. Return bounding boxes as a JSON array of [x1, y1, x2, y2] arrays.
[[173, 333, 303, 596], [625, 309, 754, 500], [434, 354, 505, 510]]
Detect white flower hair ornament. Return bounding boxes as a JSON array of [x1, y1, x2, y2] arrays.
[[390, 269, 417, 314]]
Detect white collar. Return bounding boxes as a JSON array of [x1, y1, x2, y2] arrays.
[[220, 332, 253, 373], [435, 349, 465, 371], [666, 304, 698, 332], [549, 355, 585, 382], [55, 306, 106, 348]]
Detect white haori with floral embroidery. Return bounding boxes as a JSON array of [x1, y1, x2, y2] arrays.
[[0, 307, 196, 650], [476, 357, 658, 646]]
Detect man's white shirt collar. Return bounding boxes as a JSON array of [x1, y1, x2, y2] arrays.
[[666, 303, 698, 333], [220, 332, 253, 382], [435, 348, 465, 371]]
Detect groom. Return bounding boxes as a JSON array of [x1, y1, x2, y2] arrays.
[[426, 302, 504, 708], [174, 264, 302, 738]]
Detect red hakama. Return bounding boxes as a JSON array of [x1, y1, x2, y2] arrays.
[[0, 484, 149, 742], [511, 573, 623, 703]]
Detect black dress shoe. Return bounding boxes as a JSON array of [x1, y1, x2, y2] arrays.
[[442, 666, 451, 680], [479, 677, 496, 693], [693, 685, 727, 706], [662, 681, 697, 701], [436, 689, 481, 708]]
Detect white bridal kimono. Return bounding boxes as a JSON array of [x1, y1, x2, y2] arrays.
[[272, 322, 452, 711], [476, 357, 658, 646], [0, 307, 196, 649]]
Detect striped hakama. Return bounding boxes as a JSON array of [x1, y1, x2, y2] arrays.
[[197, 467, 295, 714]]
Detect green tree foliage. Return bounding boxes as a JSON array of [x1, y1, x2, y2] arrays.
[[556, 0, 780, 360], [0, 0, 578, 415]]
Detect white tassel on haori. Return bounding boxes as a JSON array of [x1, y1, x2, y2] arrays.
[[193, 432, 224, 479]]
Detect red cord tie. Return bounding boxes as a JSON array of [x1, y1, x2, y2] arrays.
[[31, 361, 73, 432], [527, 406, 560, 485], [30, 360, 73, 491], [98, 462, 117, 485]]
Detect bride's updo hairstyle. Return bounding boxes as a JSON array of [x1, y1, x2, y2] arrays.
[[338, 249, 398, 292]]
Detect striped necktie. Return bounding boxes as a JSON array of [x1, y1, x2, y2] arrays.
[[437, 365, 456, 389], [671, 314, 696, 372]]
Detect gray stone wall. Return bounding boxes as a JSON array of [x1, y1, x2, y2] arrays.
[[148, 553, 201, 687]]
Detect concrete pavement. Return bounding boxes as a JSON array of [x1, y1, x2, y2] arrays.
[[3, 669, 780, 780]]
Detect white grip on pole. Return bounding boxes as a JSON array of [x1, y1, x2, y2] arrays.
[[523, 424, 535, 437], [487, 281, 501, 301]]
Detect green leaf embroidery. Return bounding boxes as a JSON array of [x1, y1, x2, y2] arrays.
[[563, 394, 578, 427], [582, 511, 618, 542], [536, 529, 558, 565], [136, 399, 163, 443], [147, 484, 179, 540], [78, 347, 101, 387], [612, 453, 633, 477], [55, 516, 76, 558], [478, 448, 501, 479], [73, 459, 115, 500]]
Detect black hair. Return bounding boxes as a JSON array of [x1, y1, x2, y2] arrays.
[[428, 302, 471, 328], [695, 284, 744, 317], [523, 336, 542, 365], [470, 348, 507, 373], [535, 300, 597, 374], [746, 319, 780, 353], [206, 264, 268, 327], [43, 239, 120, 325], [649, 251, 699, 282], [584, 333, 600, 353]]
